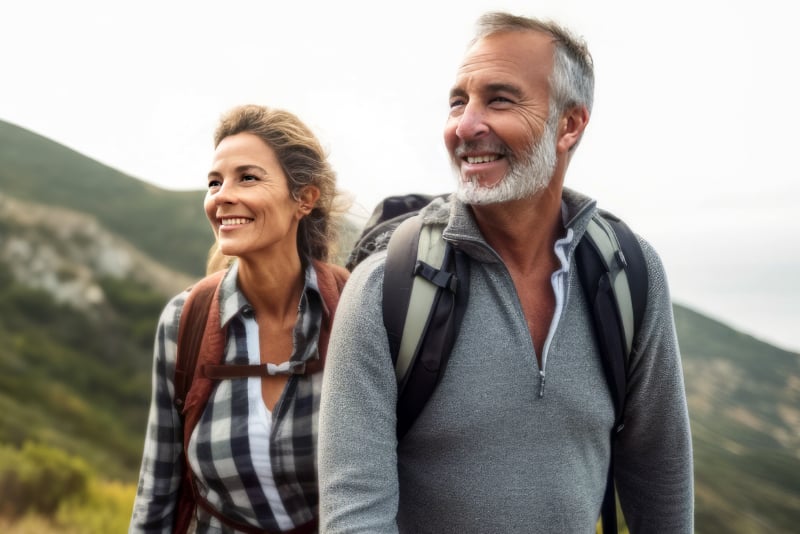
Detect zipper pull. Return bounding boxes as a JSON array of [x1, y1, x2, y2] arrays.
[[538, 369, 546, 398]]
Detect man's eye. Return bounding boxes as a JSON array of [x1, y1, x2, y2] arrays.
[[449, 98, 466, 109]]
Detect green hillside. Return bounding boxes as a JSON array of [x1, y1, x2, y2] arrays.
[[0, 264, 158, 480], [0, 119, 210, 277], [674, 306, 800, 532]]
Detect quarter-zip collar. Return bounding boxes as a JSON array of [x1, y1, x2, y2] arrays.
[[422, 188, 600, 398], [427, 187, 598, 260]]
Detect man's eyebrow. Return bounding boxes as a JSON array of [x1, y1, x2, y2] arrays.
[[449, 83, 524, 100], [449, 87, 467, 100], [485, 83, 524, 98]]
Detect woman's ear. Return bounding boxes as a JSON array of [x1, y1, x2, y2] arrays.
[[295, 186, 321, 218], [557, 105, 590, 154]]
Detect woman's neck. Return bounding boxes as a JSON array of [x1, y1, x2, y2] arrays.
[[236, 252, 306, 322]]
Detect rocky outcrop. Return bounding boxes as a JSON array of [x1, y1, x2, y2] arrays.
[[0, 194, 193, 310]]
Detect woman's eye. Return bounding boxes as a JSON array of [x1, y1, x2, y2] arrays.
[[242, 174, 258, 182], [208, 179, 221, 189]]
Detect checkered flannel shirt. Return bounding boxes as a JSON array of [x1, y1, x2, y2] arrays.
[[130, 261, 323, 533]]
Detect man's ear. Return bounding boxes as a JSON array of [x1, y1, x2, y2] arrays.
[[295, 186, 321, 218], [557, 105, 590, 153]]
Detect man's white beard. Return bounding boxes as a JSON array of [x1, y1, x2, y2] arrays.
[[454, 114, 559, 206]]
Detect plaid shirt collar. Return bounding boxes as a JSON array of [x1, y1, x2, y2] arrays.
[[218, 260, 323, 368]]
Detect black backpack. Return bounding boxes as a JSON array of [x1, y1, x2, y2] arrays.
[[346, 193, 649, 534]]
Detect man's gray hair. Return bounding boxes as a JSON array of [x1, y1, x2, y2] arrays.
[[473, 12, 595, 119]]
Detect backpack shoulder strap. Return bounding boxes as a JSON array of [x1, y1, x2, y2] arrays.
[[382, 215, 423, 370], [575, 209, 648, 534], [601, 211, 648, 344], [174, 273, 221, 414], [383, 215, 469, 438], [171, 271, 222, 534], [576, 210, 648, 427], [384, 216, 451, 387]]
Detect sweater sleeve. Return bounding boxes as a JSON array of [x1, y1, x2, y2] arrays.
[[318, 253, 401, 534], [614, 238, 694, 533], [129, 292, 187, 534]]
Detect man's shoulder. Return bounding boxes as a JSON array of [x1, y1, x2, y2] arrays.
[[341, 249, 387, 300], [633, 234, 669, 287]]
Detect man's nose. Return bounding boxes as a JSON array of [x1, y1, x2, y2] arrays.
[[455, 103, 489, 140]]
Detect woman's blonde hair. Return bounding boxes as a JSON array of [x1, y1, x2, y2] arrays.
[[213, 104, 343, 263], [205, 240, 231, 275]]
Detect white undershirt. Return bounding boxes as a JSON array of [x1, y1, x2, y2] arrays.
[[244, 316, 293, 530]]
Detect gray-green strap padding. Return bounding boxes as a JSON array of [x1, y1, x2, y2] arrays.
[[395, 222, 447, 388], [584, 215, 635, 356]]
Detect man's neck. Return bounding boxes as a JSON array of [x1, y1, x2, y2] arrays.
[[470, 182, 564, 274]]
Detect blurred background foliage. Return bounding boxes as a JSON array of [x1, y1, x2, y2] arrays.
[[0, 442, 135, 534]]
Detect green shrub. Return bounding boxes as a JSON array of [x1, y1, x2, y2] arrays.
[[56, 478, 136, 534], [0, 442, 90, 518], [0, 442, 136, 534]]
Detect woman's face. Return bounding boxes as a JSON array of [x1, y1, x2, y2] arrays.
[[204, 132, 306, 262]]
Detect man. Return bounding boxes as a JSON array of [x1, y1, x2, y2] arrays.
[[318, 11, 693, 534]]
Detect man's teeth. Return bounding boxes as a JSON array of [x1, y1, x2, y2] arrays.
[[221, 218, 251, 225], [466, 155, 499, 164]]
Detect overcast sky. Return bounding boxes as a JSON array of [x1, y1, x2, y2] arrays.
[[2, 0, 798, 352]]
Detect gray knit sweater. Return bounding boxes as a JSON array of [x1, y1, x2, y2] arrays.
[[318, 189, 693, 533]]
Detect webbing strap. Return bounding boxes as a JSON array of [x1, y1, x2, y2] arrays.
[[202, 361, 307, 378], [585, 216, 635, 356]]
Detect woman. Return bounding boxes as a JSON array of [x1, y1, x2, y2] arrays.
[[130, 105, 349, 533]]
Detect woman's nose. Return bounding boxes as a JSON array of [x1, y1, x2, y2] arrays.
[[213, 180, 236, 204]]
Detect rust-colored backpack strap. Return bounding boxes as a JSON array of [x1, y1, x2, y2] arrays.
[[174, 273, 222, 412], [307, 261, 349, 374], [172, 270, 225, 534], [181, 274, 227, 451]]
